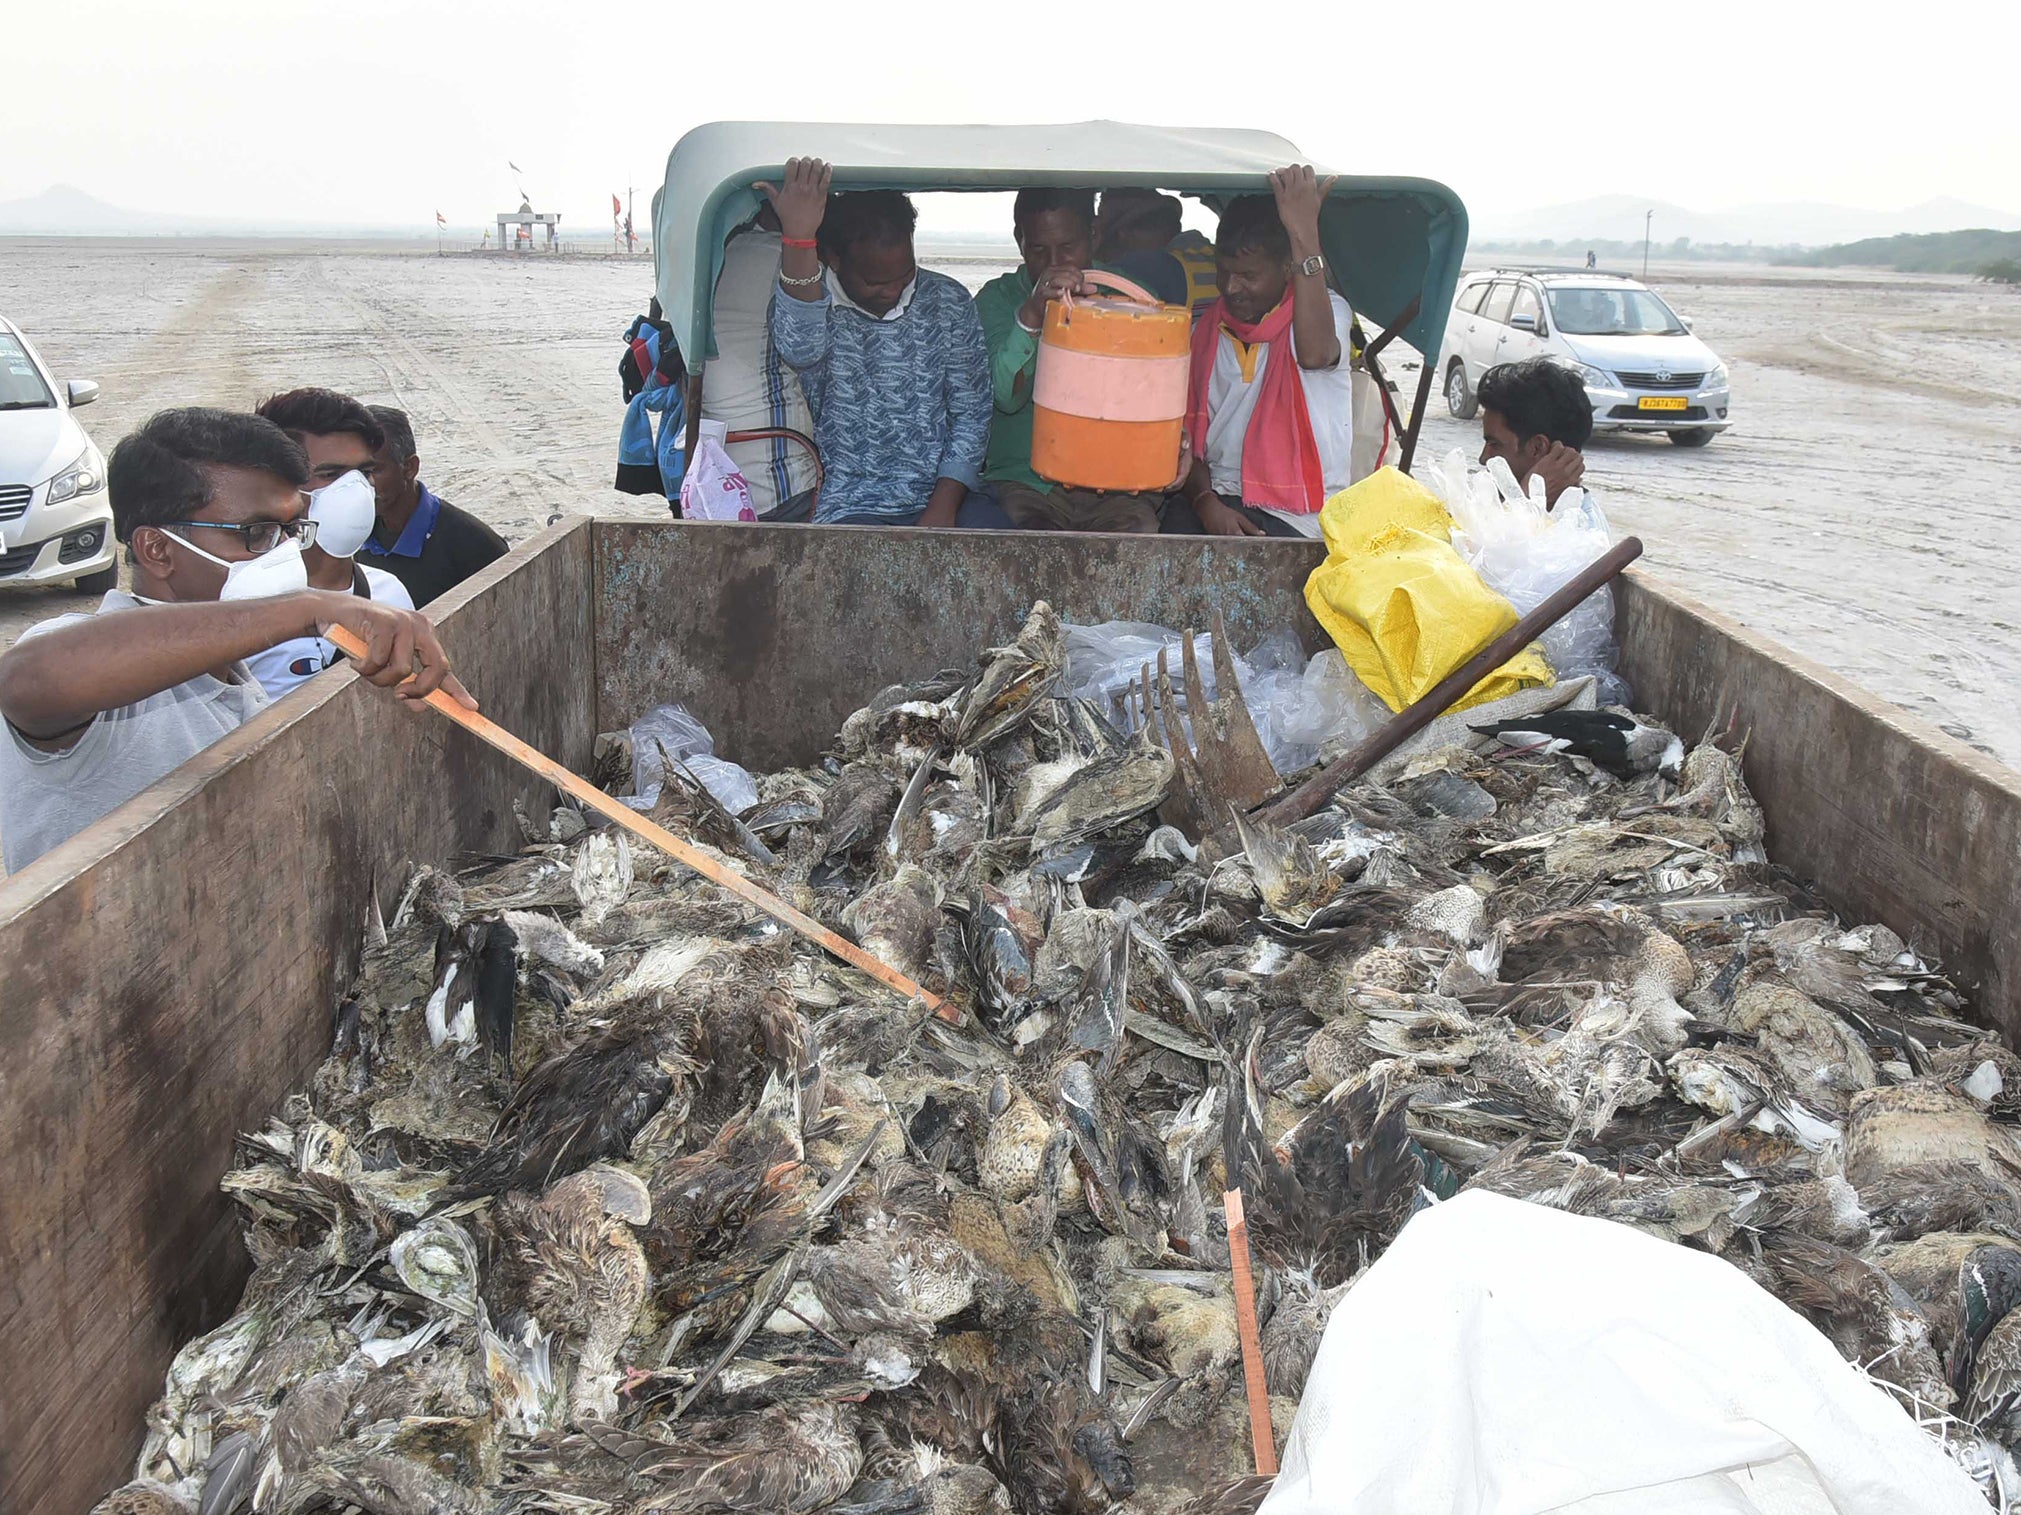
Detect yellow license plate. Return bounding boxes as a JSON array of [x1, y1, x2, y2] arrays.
[[1637, 396, 1689, 411]]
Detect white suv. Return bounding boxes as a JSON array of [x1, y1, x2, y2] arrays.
[[1439, 270, 1731, 447], [0, 313, 116, 591]]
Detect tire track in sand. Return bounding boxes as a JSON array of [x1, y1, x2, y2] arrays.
[[300, 258, 523, 471], [300, 256, 623, 529]]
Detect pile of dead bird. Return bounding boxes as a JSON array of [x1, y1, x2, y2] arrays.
[[107, 602, 2021, 1515]]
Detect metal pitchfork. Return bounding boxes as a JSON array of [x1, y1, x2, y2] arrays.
[[1133, 610, 1280, 843], [1130, 536, 1648, 857]]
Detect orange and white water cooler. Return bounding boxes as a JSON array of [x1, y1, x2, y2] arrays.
[[1030, 271, 1190, 492]]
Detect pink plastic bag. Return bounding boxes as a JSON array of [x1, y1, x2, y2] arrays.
[[679, 422, 756, 522]]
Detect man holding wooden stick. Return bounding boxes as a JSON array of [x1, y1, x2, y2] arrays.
[[0, 406, 470, 873]]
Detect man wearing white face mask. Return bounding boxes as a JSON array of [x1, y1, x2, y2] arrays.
[[244, 467, 416, 699], [0, 407, 472, 874], [248, 389, 415, 698]]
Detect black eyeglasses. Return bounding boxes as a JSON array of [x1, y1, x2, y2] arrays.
[[160, 518, 320, 553]]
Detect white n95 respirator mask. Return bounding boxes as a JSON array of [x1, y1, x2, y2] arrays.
[[307, 470, 378, 559], [166, 532, 311, 601]]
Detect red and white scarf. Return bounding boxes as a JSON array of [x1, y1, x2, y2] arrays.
[[1185, 296, 1325, 514]]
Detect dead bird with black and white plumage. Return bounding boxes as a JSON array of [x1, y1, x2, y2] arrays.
[[121, 609, 2021, 1515]]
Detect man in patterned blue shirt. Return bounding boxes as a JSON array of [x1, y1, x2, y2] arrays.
[[762, 159, 1008, 528]]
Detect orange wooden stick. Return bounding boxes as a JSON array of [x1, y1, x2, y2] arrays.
[[328, 627, 954, 1021], [1224, 1187, 1278, 1476]]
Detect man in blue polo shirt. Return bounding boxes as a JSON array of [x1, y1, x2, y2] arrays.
[[363, 405, 508, 605]]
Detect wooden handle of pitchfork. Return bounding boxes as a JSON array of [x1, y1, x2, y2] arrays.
[[1225, 1187, 1279, 1476], [1254, 535, 1646, 830], [326, 626, 954, 1021]]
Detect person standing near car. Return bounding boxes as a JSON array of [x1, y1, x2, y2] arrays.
[[1475, 357, 1591, 509], [1166, 166, 1354, 538], [362, 405, 509, 604], [0, 407, 469, 873]]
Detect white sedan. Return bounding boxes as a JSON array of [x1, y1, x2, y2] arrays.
[[0, 313, 115, 591]]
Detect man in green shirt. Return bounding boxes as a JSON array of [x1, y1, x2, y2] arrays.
[[976, 189, 1180, 534]]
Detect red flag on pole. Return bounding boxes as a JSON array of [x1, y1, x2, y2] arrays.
[[612, 194, 622, 220], [435, 211, 447, 226]]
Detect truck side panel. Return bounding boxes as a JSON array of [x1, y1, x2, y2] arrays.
[[1617, 570, 2020, 1042], [592, 521, 1328, 771], [1, 522, 2014, 1511], [0, 518, 595, 1515]]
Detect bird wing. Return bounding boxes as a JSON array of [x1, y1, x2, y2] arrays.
[[271, 1361, 362, 1474], [1344, 1094, 1426, 1241], [1499, 908, 1640, 984], [1955, 1245, 2021, 1392], [952, 604, 1062, 749], [1221, 1030, 1309, 1268], [1068, 918, 1129, 1061], [477, 918, 519, 1069], [1966, 1311, 2021, 1427], [822, 765, 900, 860], [633, 1424, 862, 1515], [448, 1025, 675, 1199], [1257, 884, 1412, 952], [960, 895, 1035, 1033], [1233, 811, 1331, 921], [673, 1241, 811, 1418], [197, 1432, 258, 1515], [1179, 1474, 1277, 1515]]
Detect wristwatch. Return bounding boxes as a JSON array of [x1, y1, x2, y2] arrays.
[[1299, 253, 1327, 278]]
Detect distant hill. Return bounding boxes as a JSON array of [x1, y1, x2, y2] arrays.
[[0, 184, 457, 239], [1791, 227, 2021, 275], [1472, 235, 1809, 267], [0, 184, 207, 234], [1476, 194, 2021, 251]]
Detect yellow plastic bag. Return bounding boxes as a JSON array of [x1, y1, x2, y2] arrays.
[[1302, 467, 1552, 714]]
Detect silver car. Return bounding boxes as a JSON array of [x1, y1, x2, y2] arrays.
[[1440, 270, 1732, 447], [0, 313, 116, 590]]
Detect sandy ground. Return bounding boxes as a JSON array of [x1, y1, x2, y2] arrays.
[[1410, 263, 2021, 768], [2, 240, 2017, 769]]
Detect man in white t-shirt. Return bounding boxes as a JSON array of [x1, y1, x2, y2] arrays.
[[243, 523, 415, 698], [702, 208, 818, 518], [251, 388, 418, 698], [1171, 167, 1352, 539]]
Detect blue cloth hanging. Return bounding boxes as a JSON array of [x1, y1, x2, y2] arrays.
[[615, 312, 688, 499]]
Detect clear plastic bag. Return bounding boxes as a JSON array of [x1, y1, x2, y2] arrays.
[[682, 754, 760, 817], [627, 702, 758, 814], [1061, 622, 1207, 715], [1235, 638, 1387, 775], [1276, 648, 1387, 759], [1420, 448, 1629, 704], [1062, 622, 1385, 779]]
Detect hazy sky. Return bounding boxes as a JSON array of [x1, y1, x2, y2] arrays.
[[10, 0, 2018, 233]]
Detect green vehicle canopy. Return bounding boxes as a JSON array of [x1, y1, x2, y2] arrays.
[[651, 119, 1468, 382]]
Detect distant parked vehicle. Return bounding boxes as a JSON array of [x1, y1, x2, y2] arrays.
[[1440, 270, 1731, 447], [0, 313, 115, 590]]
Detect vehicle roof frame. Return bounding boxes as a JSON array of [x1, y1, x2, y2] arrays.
[[652, 120, 1469, 468]]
